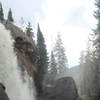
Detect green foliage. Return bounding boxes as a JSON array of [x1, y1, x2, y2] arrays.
[[93, 0, 100, 91], [94, 0, 100, 56], [0, 2, 4, 21], [92, 91, 100, 100], [79, 41, 100, 99], [7, 8, 14, 22], [25, 22, 34, 38], [79, 0, 100, 99], [35, 24, 48, 95]]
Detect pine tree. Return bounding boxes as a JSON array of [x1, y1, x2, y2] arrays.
[[94, 0, 100, 56], [79, 51, 86, 96], [25, 22, 34, 38], [35, 24, 48, 95], [79, 40, 99, 99], [93, 0, 100, 92], [79, 0, 100, 98], [78, 1, 100, 99], [49, 51, 57, 81], [7, 8, 14, 22], [79, 49, 92, 97], [0, 2, 4, 21], [54, 34, 68, 76]]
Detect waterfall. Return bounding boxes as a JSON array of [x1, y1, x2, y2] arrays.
[[0, 23, 36, 100]]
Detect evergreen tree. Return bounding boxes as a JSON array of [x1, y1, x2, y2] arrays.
[[94, 0, 100, 56], [7, 8, 14, 22], [35, 24, 48, 95], [79, 49, 93, 98], [54, 34, 68, 76], [79, 0, 100, 98], [79, 40, 99, 99], [0, 2, 4, 21], [79, 51, 86, 96], [93, 0, 100, 92], [72, 1, 100, 99], [49, 51, 57, 81], [93, 91, 100, 100], [25, 22, 34, 38]]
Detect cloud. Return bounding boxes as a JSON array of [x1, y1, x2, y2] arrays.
[[0, 0, 96, 66], [40, 0, 96, 66], [1, 0, 45, 27]]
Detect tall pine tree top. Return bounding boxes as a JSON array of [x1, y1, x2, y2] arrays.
[[25, 22, 34, 38], [35, 24, 48, 94], [37, 24, 48, 67], [54, 34, 68, 75], [0, 2, 4, 21], [7, 8, 14, 22], [37, 24, 45, 46]]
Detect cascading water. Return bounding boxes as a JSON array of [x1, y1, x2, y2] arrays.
[[0, 23, 36, 100]]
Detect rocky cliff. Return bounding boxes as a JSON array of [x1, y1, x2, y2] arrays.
[[1, 20, 37, 77]]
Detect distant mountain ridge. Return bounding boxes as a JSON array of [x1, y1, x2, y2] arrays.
[[68, 65, 80, 79]]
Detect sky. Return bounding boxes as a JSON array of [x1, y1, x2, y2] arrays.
[[1, 0, 97, 67]]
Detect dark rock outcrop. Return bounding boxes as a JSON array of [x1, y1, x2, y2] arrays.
[[43, 77, 79, 100], [0, 83, 9, 100]]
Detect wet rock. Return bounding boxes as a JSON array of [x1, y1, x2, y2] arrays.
[[0, 83, 9, 100]]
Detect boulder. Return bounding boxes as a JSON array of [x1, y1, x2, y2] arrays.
[[43, 77, 79, 100]]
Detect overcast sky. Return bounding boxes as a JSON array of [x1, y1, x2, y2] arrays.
[[1, 0, 96, 67]]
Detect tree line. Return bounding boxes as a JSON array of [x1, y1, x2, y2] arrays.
[[79, 0, 100, 100], [0, 2, 13, 22]]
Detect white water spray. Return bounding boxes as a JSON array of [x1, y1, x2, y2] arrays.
[[0, 23, 36, 100]]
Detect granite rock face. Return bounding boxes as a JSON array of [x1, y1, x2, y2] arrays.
[[43, 77, 79, 100], [1, 20, 37, 76]]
